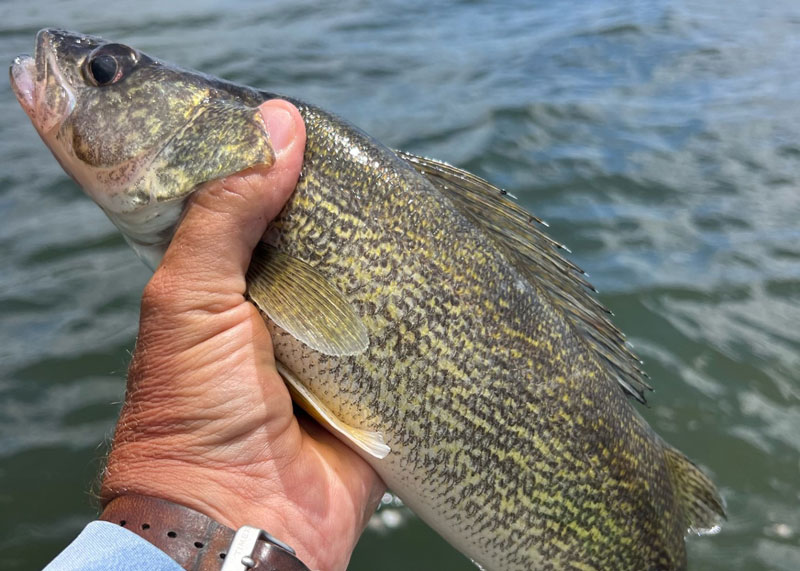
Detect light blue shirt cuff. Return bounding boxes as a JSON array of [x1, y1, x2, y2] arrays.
[[44, 520, 183, 571]]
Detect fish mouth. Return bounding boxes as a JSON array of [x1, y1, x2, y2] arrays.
[[10, 54, 36, 112], [9, 29, 75, 134]]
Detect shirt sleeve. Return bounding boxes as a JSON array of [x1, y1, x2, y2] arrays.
[[43, 520, 183, 571]]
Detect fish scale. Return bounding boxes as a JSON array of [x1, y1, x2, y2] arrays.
[[268, 102, 686, 570], [10, 28, 725, 571]]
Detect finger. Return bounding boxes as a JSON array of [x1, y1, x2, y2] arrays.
[[155, 99, 306, 308]]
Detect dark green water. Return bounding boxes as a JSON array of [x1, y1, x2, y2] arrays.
[[2, 1, 799, 569]]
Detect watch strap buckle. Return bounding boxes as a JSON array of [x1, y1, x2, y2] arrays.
[[221, 525, 308, 571]]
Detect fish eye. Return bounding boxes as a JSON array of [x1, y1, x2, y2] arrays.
[[89, 54, 119, 85], [84, 43, 138, 87]]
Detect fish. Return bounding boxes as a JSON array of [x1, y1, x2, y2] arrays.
[[10, 28, 725, 571]]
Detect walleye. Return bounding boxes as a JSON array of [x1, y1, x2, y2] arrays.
[[11, 29, 725, 570]]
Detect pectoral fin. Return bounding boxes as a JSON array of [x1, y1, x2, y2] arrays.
[[276, 362, 390, 460], [246, 243, 369, 356]]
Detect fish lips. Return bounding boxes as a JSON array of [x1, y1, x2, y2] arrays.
[[10, 54, 37, 115], [10, 29, 76, 134]]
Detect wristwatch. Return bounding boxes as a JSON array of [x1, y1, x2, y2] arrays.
[[100, 494, 312, 571]]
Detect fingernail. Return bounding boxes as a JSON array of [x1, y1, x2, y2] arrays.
[[260, 103, 295, 155]]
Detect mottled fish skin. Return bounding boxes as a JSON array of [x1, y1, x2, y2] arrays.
[[266, 104, 685, 570], [10, 29, 725, 571]]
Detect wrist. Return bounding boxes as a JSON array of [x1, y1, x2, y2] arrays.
[[102, 299, 385, 570], [99, 494, 312, 571], [101, 425, 381, 571]]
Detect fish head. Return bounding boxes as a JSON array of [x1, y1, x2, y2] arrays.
[[10, 28, 276, 267]]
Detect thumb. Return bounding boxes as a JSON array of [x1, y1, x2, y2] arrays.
[[152, 99, 306, 313]]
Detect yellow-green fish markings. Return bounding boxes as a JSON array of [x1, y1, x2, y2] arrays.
[[11, 29, 725, 571]]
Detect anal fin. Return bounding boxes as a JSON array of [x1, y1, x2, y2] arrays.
[[276, 361, 390, 460]]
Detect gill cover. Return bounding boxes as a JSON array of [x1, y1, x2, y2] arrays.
[[29, 29, 275, 215]]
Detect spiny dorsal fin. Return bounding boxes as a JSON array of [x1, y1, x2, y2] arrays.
[[397, 150, 652, 403], [246, 243, 369, 356], [664, 446, 726, 535]]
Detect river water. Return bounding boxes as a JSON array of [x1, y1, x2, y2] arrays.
[[1, 1, 799, 569]]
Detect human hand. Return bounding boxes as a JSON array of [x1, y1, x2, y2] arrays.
[[100, 99, 386, 571]]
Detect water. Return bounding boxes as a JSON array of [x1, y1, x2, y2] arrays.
[[1, 1, 799, 569]]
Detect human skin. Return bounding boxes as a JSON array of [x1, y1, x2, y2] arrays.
[[100, 99, 386, 571]]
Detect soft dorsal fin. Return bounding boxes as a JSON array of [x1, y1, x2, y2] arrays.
[[246, 243, 369, 356], [663, 445, 726, 535], [397, 150, 652, 403]]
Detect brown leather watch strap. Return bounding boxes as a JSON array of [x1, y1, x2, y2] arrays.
[[99, 494, 311, 571]]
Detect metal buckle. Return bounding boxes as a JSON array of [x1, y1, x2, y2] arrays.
[[220, 525, 296, 571]]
